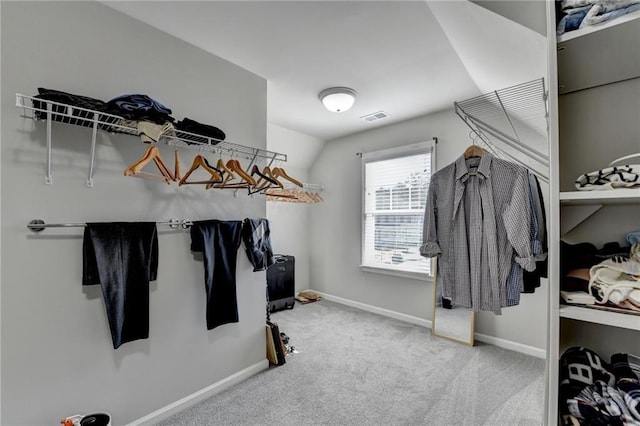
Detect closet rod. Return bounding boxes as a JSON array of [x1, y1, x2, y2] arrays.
[[27, 218, 193, 233]]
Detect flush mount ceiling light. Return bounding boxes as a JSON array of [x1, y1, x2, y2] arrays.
[[319, 87, 357, 113]]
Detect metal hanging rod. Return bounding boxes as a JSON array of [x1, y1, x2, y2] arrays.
[[27, 218, 193, 233]]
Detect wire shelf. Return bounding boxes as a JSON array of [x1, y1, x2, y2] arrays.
[[454, 78, 549, 180], [16, 93, 287, 186]]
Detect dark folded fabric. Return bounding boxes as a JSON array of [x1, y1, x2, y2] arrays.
[[82, 222, 158, 349], [610, 353, 640, 382], [595, 242, 631, 261], [33, 88, 110, 128], [560, 241, 598, 277], [560, 347, 615, 401], [106, 94, 174, 124], [175, 117, 226, 145], [190, 220, 243, 330]]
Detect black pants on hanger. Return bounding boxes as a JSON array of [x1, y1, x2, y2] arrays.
[[190, 220, 243, 330]]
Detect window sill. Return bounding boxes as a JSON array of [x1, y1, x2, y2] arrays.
[[359, 265, 433, 282]]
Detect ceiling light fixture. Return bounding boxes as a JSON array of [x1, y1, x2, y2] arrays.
[[319, 87, 357, 113]]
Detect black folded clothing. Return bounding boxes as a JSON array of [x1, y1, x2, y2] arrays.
[[595, 242, 631, 261], [33, 88, 109, 125], [560, 241, 598, 277], [175, 117, 226, 145], [106, 94, 174, 124]]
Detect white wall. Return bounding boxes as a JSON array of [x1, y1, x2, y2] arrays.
[[1, 2, 268, 424], [308, 110, 549, 351], [266, 123, 325, 293]]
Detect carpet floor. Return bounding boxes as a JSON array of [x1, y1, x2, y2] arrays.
[[158, 300, 545, 425]]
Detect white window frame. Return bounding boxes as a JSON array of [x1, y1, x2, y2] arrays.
[[360, 140, 435, 281]]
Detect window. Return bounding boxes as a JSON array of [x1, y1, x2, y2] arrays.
[[361, 141, 435, 278]]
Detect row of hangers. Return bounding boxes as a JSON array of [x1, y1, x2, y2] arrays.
[[123, 145, 304, 194], [265, 188, 323, 204], [462, 129, 549, 184]]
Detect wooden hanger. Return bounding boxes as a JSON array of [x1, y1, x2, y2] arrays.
[[272, 167, 303, 187], [174, 149, 181, 181], [227, 160, 256, 186], [209, 159, 256, 190], [178, 154, 223, 186], [463, 144, 485, 159], [249, 165, 282, 194], [206, 158, 236, 189], [124, 145, 174, 184]]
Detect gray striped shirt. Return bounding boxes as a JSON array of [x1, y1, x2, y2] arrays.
[[420, 153, 536, 314]]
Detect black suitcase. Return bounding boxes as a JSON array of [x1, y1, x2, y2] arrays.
[[267, 255, 295, 313]]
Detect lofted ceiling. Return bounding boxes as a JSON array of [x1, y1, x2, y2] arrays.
[[105, 1, 547, 142]]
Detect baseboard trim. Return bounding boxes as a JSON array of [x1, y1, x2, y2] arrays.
[[311, 290, 432, 328], [128, 359, 269, 426], [474, 333, 546, 359], [310, 289, 545, 359]]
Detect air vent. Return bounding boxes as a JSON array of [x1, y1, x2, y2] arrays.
[[361, 111, 390, 123]]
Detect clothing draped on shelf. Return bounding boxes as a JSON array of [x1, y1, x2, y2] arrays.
[[80, 218, 275, 348], [82, 222, 158, 349], [420, 152, 547, 314], [190, 220, 244, 330]]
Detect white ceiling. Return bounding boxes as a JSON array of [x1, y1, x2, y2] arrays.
[[105, 1, 547, 142]]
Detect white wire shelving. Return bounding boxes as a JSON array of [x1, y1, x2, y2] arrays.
[[16, 93, 287, 186], [454, 78, 550, 183]]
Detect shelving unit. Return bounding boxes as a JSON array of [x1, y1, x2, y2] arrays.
[[560, 188, 640, 204], [558, 9, 640, 42], [16, 93, 287, 186], [559, 305, 640, 331], [546, 5, 640, 425], [557, 11, 640, 94]]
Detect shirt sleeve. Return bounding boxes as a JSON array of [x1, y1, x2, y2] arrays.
[[504, 169, 536, 272], [420, 181, 441, 258]]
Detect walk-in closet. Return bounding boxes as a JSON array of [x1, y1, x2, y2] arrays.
[[546, 3, 640, 424], [4, 1, 638, 425]]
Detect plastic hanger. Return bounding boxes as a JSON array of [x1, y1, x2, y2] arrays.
[[178, 154, 223, 186], [249, 165, 282, 194], [206, 158, 240, 189], [124, 145, 174, 184]]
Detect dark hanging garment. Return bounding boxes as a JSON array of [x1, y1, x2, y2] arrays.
[[82, 222, 158, 349], [523, 174, 548, 293], [190, 220, 243, 330], [242, 218, 275, 272]]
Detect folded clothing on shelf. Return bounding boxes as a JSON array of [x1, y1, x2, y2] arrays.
[[561, 290, 596, 305], [33, 88, 111, 127], [589, 247, 640, 311], [174, 117, 226, 145], [560, 347, 640, 425], [106, 94, 174, 124]]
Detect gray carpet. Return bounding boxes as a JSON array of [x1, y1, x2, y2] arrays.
[[158, 301, 544, 425]]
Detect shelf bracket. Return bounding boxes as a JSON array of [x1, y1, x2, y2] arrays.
[[45, 103, 53, 185], [560, 204, 602, 236], [267, 152, 278, 168], [87, 112, 99, 188]]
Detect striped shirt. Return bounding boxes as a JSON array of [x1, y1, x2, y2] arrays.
[[420, 153, 536, 314]]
